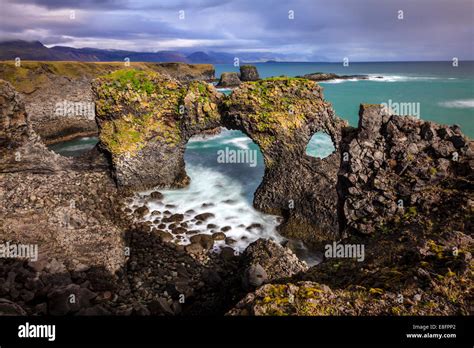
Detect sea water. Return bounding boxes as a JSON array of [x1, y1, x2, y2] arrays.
[[216, 61, 474, 137]]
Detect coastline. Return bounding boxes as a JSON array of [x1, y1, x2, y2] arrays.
[[0, 62, 472, 317]]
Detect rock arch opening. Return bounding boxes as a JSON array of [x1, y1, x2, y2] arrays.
[[130, 127, 283, 253], [305, 131, 336, 159], [47, 136, 98, 157]]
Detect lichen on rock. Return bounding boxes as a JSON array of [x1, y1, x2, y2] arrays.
[[93, 68, 222, 190], [222, 77, 347, 243]]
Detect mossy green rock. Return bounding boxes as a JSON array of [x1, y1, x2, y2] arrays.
[[93, 69, 221, 190], [223, 78, 347, 243], [93, 73, 347, 243]]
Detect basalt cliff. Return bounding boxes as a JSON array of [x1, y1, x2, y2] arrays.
[[0, 63, 472, 316]]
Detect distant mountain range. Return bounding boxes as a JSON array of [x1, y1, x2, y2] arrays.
[[0, 40, 283, 64]]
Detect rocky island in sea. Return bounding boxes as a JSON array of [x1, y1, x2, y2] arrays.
[[0, 60, 472, 317]]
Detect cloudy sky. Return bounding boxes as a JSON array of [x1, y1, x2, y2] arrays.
[[1, 0, 473, 61]]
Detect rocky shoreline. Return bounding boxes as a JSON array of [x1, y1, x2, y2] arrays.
[[0, 62, 472, 316]]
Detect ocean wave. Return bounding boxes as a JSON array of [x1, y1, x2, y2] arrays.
[[133, 164, 283, 253], [221, 136, 252, 150], [319, 78, 359, 84], [368, 75, 443, 82], [321, 74, 448, 84], [438, 99, 474, 109]]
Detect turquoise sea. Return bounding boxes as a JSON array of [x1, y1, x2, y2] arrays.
[[216, 61, 474, 137]]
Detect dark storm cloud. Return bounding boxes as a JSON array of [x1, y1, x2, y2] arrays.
[[0, 0, 472, 61]]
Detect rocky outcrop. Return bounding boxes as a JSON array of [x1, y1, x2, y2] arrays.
[[93, 69, 222, 190], [239, 65, 260, 81], [94, 72, 347, 243], [223, 77, 347, 243], [216, 72, 241, 87], [338, 104, 473, 234], [240, 239, 307, 289], [0, 61, 215, 144], [0, 79, 69, 173], [0, 79, 127, 273]]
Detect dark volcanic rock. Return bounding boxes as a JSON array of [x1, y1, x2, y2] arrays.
[[240, 239, 308, 289], [338, 104, 474, 234], [216, 72, 241, 87], [0, 79, 69, 173], [194, 213, 215, 221], [0, 298, 27, 315], [149, 191, 163, 200], [239, 65, 260, 81]]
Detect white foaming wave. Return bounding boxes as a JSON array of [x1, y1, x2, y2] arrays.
[[438, 99, 474, 109], [61, 144, 95, 152], [132, 164, 283, 252], [221, 136, 252, 150], [320, 75, 446, 84], [319, 78, 359, 84], [306, 133, 335, 159], [367, 75, 442, 82]]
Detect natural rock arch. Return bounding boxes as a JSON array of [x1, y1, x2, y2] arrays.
[[92, 70, 347, 243]]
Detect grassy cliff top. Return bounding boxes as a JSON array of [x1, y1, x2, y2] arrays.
[[0, 60, 214, 94]]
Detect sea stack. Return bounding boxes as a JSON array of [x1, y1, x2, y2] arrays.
[[217, 72, 241, 87], [240, 65, 260, 81]]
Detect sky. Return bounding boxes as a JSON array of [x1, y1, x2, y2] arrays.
[[0, 0, 473, 61]]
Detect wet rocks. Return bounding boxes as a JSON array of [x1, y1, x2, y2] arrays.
[[212, 232, 226, 241], [163, 213, 184, 223], [149, 191, 163, 200], [190, 234, 214, 249], [246, 223, 263, 232], [194, 213, 215, 221], [134, 206, 149, 218]]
